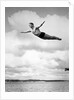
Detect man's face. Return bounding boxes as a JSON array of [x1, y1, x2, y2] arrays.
[[29, 23, 34, 29]]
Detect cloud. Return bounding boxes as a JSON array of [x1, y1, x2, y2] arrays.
[[5, 30, 23, 55], [5, 50, 69, 80], [8, 10, 42, 31], [5, 50, 69, 68], [5, 29, 68, 56]]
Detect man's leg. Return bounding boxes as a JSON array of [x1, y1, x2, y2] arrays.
[[43, 33, 62, 40]]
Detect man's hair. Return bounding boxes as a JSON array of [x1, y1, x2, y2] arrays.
[[29, 22, 34, 25]]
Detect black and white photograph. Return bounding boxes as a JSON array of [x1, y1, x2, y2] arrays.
[[5, 7, 69, 92], [0, 0, 74, 100]]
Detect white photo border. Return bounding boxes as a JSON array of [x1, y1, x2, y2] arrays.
[[0, 1, 73, 100]]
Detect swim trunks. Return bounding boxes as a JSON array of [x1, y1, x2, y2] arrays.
[[38, 32, 45, 38]]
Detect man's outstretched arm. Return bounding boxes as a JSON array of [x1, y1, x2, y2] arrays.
[[38, 21, 45, 28], [21, 31, 31, 33]]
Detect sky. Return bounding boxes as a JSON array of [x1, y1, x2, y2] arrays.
[[5, 7, 69, 80]]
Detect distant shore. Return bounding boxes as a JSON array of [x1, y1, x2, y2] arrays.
[[5, 79, 69, 82]]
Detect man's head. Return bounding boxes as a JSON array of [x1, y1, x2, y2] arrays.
[[29, 22, 34, 29]]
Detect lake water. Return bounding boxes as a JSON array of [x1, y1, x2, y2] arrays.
[[5, 81, 69, 92]]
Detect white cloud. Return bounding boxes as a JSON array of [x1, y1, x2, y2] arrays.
[[6, 50, 68, 68], [6, 30, 23, 55], [8, 10, 42, 31], [5, 30, 68, 57], [5, 50, 69, 80]]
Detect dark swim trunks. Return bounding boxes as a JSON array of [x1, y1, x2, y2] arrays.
[[38, 32, 45, 38]]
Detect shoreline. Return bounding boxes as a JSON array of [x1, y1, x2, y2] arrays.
[[5, 79, 69, 82]]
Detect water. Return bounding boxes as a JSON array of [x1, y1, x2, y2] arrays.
[[5, 80, 69, 92]]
